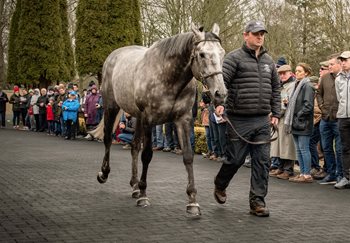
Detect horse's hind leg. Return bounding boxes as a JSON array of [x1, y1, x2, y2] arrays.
[[175, 118, 201, 216], [136, 125, 153, 207], [97, 106, 119, 183], [129, 118, 142, 198]]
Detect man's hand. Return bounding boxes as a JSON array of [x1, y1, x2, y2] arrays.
[[271, 116, 279, 126], [215, 105, 225, 116]]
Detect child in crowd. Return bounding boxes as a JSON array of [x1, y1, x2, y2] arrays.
[[62, 91, 80, 140], [46, 97, 55, 135]]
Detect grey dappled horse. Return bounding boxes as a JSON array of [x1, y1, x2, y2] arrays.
[[91, 23, 227, 216]]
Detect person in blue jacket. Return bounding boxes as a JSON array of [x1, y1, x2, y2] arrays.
[[62, 91, 80, 140]]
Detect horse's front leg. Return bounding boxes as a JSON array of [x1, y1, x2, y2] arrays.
[[129, 119, 142, 198], [136, 126, 153, 207], [176, 118, 201, 216]]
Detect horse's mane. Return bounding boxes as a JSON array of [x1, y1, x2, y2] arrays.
[[150, 31, 221, 61], [150, 32, 194, 60]]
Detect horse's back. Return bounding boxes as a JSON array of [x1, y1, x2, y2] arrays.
[[101, 46, 147, 115]]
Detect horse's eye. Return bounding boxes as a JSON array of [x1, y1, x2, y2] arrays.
[[199, 53, 205, 58]]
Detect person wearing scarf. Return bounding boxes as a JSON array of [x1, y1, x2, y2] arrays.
[[284, 63, 314, 183]]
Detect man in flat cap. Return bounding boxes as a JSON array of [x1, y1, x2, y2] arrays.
[[213, 20, 280, 217], [270, 65, 297, 180], [319, 61, 329, 78], [333, 51, 350, 189]]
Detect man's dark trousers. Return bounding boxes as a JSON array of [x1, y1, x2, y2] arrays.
[[215, 115, 271, 207]]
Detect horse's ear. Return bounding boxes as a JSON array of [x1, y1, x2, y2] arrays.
[[191, 23, 205, 41], [211, 23, 220, 36]]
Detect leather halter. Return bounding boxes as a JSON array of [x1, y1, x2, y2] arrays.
[[190, 39, 223, 83]]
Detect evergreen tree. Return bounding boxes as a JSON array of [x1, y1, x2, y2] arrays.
[[75, 0, 142, 82], [7, 0, 21, 84], [7, 0, 74, 87]]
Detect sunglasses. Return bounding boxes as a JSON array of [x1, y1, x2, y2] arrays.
[[320, 67, 328, 71]]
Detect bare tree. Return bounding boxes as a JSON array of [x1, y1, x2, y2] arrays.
[[0, 0, 16, 86], [140, 0, 252, 51]]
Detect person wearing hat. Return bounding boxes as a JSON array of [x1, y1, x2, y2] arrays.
[[213, 20, 280, 217], [334, 51, 350, 188], [0, 86, 9, 128], [316, 53, 343, 185], [62, 91, 80, 140], [269, 65, 297, 180], [319, 61, 329, 78], [9, 86, 21, 129], [276, 56, 287, 69]]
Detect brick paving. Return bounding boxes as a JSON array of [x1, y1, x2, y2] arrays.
[[1, 128, 350, 243]]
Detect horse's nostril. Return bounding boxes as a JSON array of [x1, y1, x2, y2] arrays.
[[215, 91, 221, 98]]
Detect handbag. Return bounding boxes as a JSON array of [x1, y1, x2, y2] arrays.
[[292, 116, 307, 131]]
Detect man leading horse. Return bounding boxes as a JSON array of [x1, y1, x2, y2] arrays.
[[214, 20, 281, 217]]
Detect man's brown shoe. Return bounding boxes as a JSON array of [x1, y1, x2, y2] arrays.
[[250, 205, 270, 217], [277, 172, 292, 180], [214, 188, 226, 204]]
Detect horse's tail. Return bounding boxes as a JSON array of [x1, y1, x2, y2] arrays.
[[88, 109, 123, 140]]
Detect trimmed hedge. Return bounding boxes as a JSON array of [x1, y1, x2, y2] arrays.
[[194, 126, 208, 154]]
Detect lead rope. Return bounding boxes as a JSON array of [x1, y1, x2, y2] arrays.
[[222, 114, 278, 145]]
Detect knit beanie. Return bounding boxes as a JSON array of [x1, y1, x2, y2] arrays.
[[276, 57, 287, 68], [13, 86, 19, 93]]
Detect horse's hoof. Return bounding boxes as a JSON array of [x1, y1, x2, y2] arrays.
[[132, 189, 140, 198], [97, 172, 108, 184], [186, 203, 201, 217], [136, 197, 150, 207]]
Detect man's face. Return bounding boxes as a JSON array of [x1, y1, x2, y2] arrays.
[[328, 58, 341, 74], [340, 58, 350, 72], [278, 71, 292, 82], [59, 88, 65, 95], [319, 66, 329, 78], [243, 31, 265, 50]]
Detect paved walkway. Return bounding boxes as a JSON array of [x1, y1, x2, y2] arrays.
[[0, 128, 350, 243]]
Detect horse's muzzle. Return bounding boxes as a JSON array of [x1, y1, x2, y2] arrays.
[[214, 90, 227, 106]]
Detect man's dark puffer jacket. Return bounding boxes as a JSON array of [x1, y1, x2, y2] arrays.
[[223, 43, 281, 118]]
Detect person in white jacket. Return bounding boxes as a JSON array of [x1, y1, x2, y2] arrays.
[[30, 88, 40, 131], [335, 51, 350, 189]]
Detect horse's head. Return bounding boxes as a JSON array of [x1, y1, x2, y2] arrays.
[[190, 23, 227, 106]]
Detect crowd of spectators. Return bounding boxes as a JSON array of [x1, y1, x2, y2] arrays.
[[1, 51, 350, 190]]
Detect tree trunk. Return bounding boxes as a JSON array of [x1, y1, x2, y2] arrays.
[[0, 0, 6, 86]]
